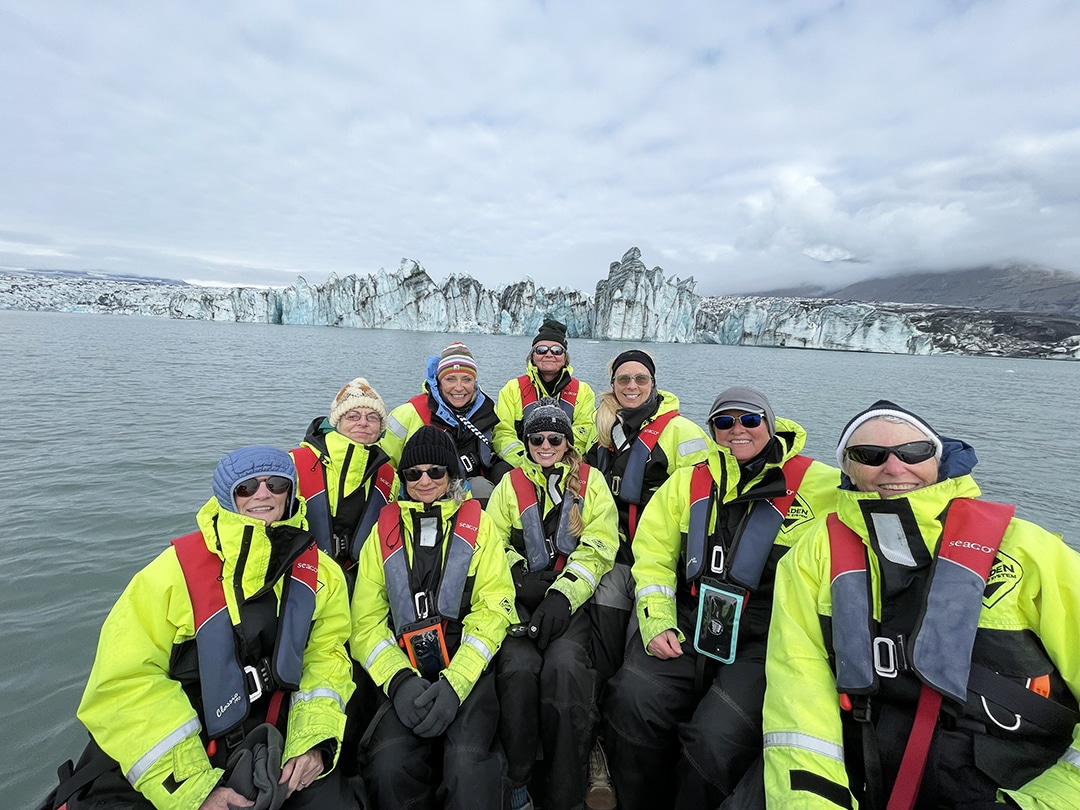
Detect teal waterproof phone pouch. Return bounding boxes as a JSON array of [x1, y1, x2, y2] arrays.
[[693, 578, 747, 664]]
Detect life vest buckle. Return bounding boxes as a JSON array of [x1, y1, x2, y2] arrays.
[[244, 657, 277, 702], [709, 545, 725, 576], [331, 532, 349, 561], [414, 591, 431, 620], [873, 636, 900, 679]]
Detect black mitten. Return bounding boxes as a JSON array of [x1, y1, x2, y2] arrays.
[[222, 723, 287, 810]]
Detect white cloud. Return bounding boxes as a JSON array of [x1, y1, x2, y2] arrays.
[[1, 0, 1078, 295]]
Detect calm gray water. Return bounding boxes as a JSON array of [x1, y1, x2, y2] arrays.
[[2, 309, 1076, 808]]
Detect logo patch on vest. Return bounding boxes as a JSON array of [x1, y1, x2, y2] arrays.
[[983, 551, 1022, 609], [780, 492, 815, 534], [500, 597, 514, 616]]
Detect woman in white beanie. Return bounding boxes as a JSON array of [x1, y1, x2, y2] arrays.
[[290, 377, 397, 582], [764, 400, 1080, 808]]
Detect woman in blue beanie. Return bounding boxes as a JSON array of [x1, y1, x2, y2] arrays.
[[52, 447, 357, 810]]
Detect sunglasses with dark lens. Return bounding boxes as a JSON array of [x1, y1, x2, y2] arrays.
[[711, 413, 764, 431], [844, 441, 937, 466], [233, 475, 292, 498], [527, 433, 565, 447], [401, 465, 449, 482], [533, 345, 566, 356]]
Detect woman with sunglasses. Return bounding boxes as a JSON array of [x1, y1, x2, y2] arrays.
[[764, 400, 1080, 809], [65, 447, 357, 810], [382, 341, 510, 505], [494, 319, 598, 467], [604, 385, 839, 810], [486, 400, 618, 810], [350, 426, 515, 810]]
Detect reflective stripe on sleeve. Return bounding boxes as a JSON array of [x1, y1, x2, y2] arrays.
[[1061, 748, 1080, 769], [678, 437, 708, 457], [505, 440, 524, 456], [637, 584, 675, 600], [463, 634, 494, 663], [364, 638, 395, 670], [565, 561, 597, 589], [126, 717, 202, 785], [386, 415, 408, 439], [290, 687, 347, 713], [763, 731, 845, 764]]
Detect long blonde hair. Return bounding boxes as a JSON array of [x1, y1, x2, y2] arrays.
[[560, 448, 586, 537], [595, 390, 620, 448]]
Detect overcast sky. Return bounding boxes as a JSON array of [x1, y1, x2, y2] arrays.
[[1, 1, 1077, 295]]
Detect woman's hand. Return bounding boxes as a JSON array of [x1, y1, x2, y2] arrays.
[[198, 786, 254, 809], [280, 748, 324, 796], [646, 629, 683, 659]]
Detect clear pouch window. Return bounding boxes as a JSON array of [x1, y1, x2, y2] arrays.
[[693, 578, 746, 664], [399, 617, 450, 681]]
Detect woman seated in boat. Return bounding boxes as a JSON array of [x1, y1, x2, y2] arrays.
[[493, 319, 597, 466], [486, 399, 618, 810], [764, 400, 1080, 808], [382, 341, 509, 504], [604, 386, 839, 810], [292, 376, 398, 586], [58, 446, 356, 810], [350, 426, 516, 810]]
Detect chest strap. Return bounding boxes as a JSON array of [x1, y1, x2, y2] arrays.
[[509, 466, 591, 572], [377, 500, 482, 634]]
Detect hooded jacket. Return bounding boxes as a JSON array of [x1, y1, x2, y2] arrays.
[[486, 456, 619, 611], [350, 497, 517, 702], [381, 355, 501, 478], [76, 497, 354, 810], [763, 468, 1080, 808], [493, 361, 597, 465], [632, 416, 839, 650]]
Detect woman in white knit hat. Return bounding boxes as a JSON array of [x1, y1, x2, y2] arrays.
[[381, 340, 509, 505]]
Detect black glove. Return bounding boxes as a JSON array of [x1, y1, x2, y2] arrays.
[[412, 678, 461, 738], [528, 591, 573, 650], [390, 673, 430, 731], [517, 569, 559, 610], [222, 723, 287, 810]]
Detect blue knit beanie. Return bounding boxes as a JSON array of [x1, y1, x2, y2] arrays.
[[212, 446, 297, 514]]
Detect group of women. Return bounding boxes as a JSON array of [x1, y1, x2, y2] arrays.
[[51, 318, 1080, 810]]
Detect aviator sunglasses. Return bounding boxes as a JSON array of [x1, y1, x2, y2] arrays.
[[233, 476, 292, 498], [844, 441, 937, 467], [711, 413, 764, 431], [527, 433, 565, 447], [401, 465, 449, 482], [532, 345, 566, 356]]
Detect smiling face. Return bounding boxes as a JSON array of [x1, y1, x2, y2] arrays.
[[438, 372, 476, 409], [528, 433, 569, 468], [712, 409, 771, 463], [339, 407, 383, 444], [404, 464, 450, 505], [844, 418, 940, 497], [532, 341, 567, 381], [233, 477, 289, 525], [612, 361, 654, 409]]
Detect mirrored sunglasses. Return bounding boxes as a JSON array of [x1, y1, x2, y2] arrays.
[[527, 433, 565, 447], [401, 465, 449, 482], [533, 345, 565, 356], [711, 413, 764, 431], [844, 441, 937, 466], [233, 475, 292, 498]]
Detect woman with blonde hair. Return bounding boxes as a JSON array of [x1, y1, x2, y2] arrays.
[[487, 399, 618, 810]]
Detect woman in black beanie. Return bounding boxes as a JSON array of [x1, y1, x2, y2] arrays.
[[349, 426, 516, 810], [493, 319, 598, 468]]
